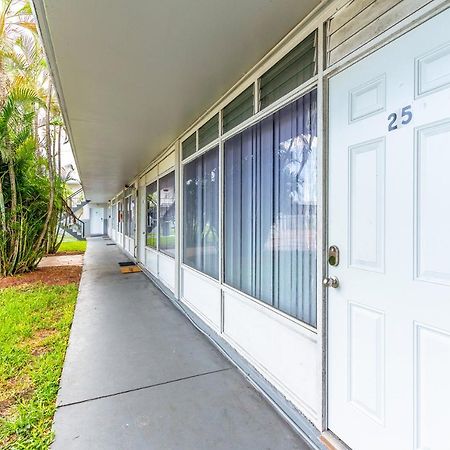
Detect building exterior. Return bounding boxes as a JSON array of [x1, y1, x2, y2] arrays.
[[34, 0, 450, 448]]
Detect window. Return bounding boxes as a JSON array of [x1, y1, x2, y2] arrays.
[[112, 203, 117, 231], [159, 172, 176, 257], [224, 90, 317, 326], [183, 146, 219, 279], [117, 200, 123, 233], [146, 181, 158, 248], [222, 85, 254, 133], [198, 114, 219, 149], [260, 32, 316, 109], [124, 194, 135, 237], [182, 132, 196, 160]]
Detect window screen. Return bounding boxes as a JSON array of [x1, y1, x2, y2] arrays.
[[182, 132, 196, 160], [198, 114, 219, 149], [222, 85, 254, 133], [224, 90, 318, 326], [260, 32, 316, 109]]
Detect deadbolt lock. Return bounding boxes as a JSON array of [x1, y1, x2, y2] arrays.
[[328, 245, 340, 267]]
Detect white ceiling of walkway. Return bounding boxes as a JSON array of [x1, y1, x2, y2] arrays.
[[34, 0, 322, 202]]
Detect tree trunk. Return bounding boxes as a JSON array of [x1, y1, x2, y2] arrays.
[[34, 81, 54, 250], [0, 174, 6, 233], [57, 125, 62, 177]]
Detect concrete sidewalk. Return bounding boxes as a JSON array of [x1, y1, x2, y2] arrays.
[[52, 238, 312, 450]]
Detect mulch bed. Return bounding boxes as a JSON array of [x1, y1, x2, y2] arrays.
[[0, 266, 82, 289]]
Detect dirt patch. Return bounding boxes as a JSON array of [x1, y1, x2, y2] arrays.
[[54, 250, 85, 256], [22, 329, 57, 357], [0, 375, 34, 418], [0, 265, 82, 289]]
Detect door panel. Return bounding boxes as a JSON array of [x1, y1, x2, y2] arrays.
[[328, 9, 450, 450]]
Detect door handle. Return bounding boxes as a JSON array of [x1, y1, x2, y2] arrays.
[[323, 276, 339, 288]]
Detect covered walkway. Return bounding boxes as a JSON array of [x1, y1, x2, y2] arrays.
[[52, 238, 312, 449]]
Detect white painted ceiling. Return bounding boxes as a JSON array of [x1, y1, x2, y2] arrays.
[[36, 0, 321, 202]]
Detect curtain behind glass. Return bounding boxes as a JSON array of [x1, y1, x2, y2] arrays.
[[183, 147, 219, 279], [146, 182, 158, 248], [159, 172, 176, 257], [224, 90, 317, 326]]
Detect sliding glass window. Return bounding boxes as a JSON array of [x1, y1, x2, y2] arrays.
[[183, 147, 219, 279], [112, 203, 117, 231], [159, 172, 176, 257], [146, 182, 158, 248], [124, 195, 135, 238], [118, 201, 123, 233], [224, 90, 318, 326]]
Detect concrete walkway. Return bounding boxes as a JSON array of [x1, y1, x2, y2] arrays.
[[53, 238, 312, 450]]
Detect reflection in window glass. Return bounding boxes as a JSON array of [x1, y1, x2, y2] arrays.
[[117, 200, 123, 233], [124, 195, 135, 237], [224, 90, 317, 326], [183, 147, 219, 279], [112, 203, 117, 230], [159, 172, 176, 257], [146, 182, 158, 248]]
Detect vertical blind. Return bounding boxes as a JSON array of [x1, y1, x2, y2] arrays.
[[183, 146, 219, 279], [224, 90, 318, 325], [146, 181, 158, 248], [159, 172, 176, 257]]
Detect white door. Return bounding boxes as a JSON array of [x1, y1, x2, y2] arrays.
[[90, 206, 104, 235], [328, 10, 450, 450]]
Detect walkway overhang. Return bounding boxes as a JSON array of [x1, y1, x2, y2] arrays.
[[33, 0, 322, 202]]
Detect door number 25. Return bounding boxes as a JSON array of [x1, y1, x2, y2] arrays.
[[387, 105, 413, 132]]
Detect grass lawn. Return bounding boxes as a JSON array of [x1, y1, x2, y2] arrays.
[[57, 240, 87, 254], [0, 283, 78, 449]]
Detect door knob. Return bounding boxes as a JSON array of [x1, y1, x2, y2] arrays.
[[323, 276, 339, 288]]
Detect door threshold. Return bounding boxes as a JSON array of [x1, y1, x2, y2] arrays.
[[320, 431, 351, 450]]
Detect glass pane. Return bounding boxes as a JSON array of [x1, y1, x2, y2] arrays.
[[198, 114, 219, 149], [118, 200, 123, 233], [222, 85, 254, 133], [182, 132, 196, 160], [146, 181, 158, 248], [124, 195, 135, 237], [112, 204, 117, 230], [183, 146, 219, 279], [260, 32, 316, 109], [224, 90, 318, 326], [159, 172, 176, 257]]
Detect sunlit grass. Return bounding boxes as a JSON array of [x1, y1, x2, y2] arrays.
[[57, 240, 87, 254], [0, 284, 78, 449]]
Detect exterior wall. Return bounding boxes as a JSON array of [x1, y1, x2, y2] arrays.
[[107, 1, 449, 447]]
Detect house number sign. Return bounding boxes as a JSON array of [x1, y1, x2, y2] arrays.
[[387, 105, 413, 131]]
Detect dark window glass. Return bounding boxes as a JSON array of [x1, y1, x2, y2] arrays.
[[124, 195, 135, 237], [112, 203, 117, 230], [223, 85, 254, 133], [224, 90, 318, 326], [183, 147, 219, 279], [260, 32, 316, 109], [182, 132, 196, 160], [198, 114, 219, 148], [117, 200, 123, 233], [159, 172, 176, 257], [146, 181, 158, 248]]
